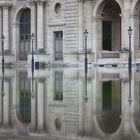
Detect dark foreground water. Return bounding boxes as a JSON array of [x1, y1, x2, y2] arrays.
[[0, 67, 139, 140]]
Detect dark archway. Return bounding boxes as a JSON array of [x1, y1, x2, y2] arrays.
[[95, 0, 121, 52]]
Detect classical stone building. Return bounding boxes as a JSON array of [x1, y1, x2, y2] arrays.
[[0, 0, 140, 66]]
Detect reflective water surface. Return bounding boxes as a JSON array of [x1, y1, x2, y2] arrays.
[[0, 67, 139, 140]]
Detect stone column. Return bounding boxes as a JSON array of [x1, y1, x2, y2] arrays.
[[122, 79, 131, 137], [3, 5, 9, 51], [3, 80, 10, 126], [37, 1, 44, 51], [12, 23, 18, 60], [0, 80, 2, 123], [85, 0, 92, 51], [93, 17, 102, 64], [37, 79, 44, 132], [78, 77, 84, 133], [122, 2, 131, 48], [0, 8, 2, 52], [31, 2, 37, 51], [31, 80, 36, 131], [130, 15, 138, 61], [78, 0, 84, 52]]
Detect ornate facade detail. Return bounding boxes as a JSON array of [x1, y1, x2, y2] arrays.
[[0, 0, 13, 7], [77, 0, 84, 2], [48, 0, 65, 18], [29, 0, 47, 5], [30, 0, 47, 3], [77, 0, 91, 2]]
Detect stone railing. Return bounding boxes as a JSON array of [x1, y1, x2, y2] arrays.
[[101, 73, 120, 80], [101, 51, 119, 58]]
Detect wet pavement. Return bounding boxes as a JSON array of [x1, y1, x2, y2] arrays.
[[0, 67, 139, 140]]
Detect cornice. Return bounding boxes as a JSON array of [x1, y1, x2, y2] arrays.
[[29, 0, 47, 3]]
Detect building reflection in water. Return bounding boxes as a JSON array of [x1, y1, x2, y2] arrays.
[[54, 70, 63, 101], [18, 71, 31, 123], [134, 71, 140, 134], [99, 80, 121, 134], [0, 68, 140, 139]]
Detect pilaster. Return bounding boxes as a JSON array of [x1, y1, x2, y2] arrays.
[[31, 2, 37, 51], [0, 9, 2, 53], [36, 0, 44, 52], [2, 5, 10, 52], [37, 79, 44, 132], [78, 0, 84, 52], [3, 80, 10, 126]]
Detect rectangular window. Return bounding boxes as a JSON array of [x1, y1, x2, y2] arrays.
[[54, 71, 63, 101], [103, 21, 112, 51], [54, 31, 63, 61]]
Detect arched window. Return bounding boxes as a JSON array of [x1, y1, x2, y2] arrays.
[[19, 9, 31, 61], [102, 1, 121, 51]]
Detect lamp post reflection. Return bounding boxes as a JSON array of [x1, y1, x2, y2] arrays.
[[31, 33, 35, 72], [84, 70, 88, 103], [1, 60, 4, 124], [1, 35, 5, 73], [83, 29, 88, 102], [84, 29, 88, 73], [1, 35, 5, 124], [31, 62, 35, 99], [31, 33, 35, 98], [128, 68, 132, 105]]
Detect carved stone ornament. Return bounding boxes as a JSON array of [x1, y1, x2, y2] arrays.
[[0, 0, 13, 7], [48, 0, 65, 18]]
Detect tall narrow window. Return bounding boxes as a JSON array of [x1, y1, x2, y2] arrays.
[[54, 71, 63, 101], [54, 31, 63, 60], [19, 9, 31, 61], [103, 21, 112, 51]]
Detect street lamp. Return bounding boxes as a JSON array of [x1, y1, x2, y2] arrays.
[[84, 29, 88, 73], [128, 26, 132, 105], [128, 26, 132, 73], [1, 35, 5, 73], [31, 33, 35, 72]]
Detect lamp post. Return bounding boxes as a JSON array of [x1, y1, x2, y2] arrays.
[[128, 26, 132, 105], [1, 35, 5, 73], [1, 35, 5, 124], [1, 65, 4, 124], [128, 26, 132, 73], [31, 33, 35, 72], [84, 29, 88, 73], [128, 71, 132, 105]]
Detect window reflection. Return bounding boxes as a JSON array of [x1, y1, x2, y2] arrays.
[[99, 80, 121, 134], [55, 118, 62, 131], [19, 71, 31, 123], [54, 71, 63, 101]]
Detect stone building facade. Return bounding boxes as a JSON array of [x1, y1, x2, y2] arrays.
[[0, 0, 140, 66]]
